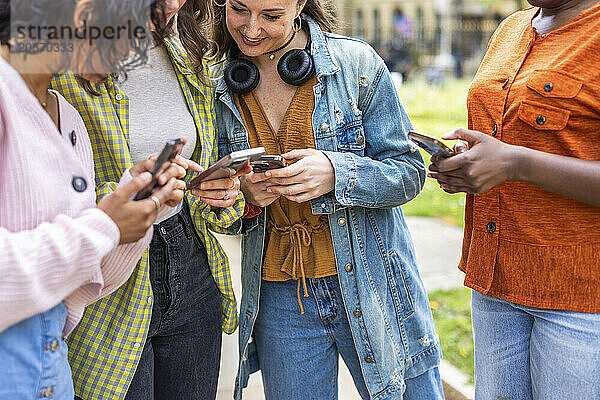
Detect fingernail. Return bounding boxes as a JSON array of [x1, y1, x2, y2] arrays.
[[265, 172, 271, 177]]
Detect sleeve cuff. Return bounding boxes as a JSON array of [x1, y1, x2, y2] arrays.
[[322, 151, 357, 207]]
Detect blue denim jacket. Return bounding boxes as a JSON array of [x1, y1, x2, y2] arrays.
[[214, 17, 442, 400], [0, 303, 74, 399]]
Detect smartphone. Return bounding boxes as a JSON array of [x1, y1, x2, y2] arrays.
[[408, 131, 455, 158], [133, 138, 185, 201], [250, 155, 287, 173], [186, 147, 266, 190]]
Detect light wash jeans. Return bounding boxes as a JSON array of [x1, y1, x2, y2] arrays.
[[471, 290, 600, 400], [253, 277, 445, 400]]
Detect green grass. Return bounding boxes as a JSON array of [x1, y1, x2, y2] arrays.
[[429, 287, 474, 382], [396, 79, 474, 380], [399, 78, 470, 226]]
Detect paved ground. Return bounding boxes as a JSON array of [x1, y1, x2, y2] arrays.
[[214, 216, 465, 400]]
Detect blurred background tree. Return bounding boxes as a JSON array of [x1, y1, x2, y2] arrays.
[[330, 0, 526, 82]]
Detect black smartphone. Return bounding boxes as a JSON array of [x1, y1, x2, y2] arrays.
[[186, 147, 266, 190], [250, 155, 287, 173], [133, 138, 185, 201], [408, 131, 455, 158]]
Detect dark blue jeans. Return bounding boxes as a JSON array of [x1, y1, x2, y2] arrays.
[[124, 204, 223, 400]]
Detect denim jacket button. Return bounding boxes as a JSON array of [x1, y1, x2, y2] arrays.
[[364, 356, 374, 363], [353, 309, 362, 318], [319, 122, 329, 132], [357, 134, 365, 145], [345, 263, 353, 272], [49, 339, 59, 352], [337, 217, 346, 226]]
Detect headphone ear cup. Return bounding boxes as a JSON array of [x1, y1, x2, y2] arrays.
[[277, 49, 314, 86], [224, 59, 260, 94]]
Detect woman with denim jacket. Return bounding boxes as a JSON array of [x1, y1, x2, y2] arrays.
[[211, 1, 445, 399]]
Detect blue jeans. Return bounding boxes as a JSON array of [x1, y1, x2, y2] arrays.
[[254, 277, 444, 400], [123, 204, 223, 400], [472, 290, 600, 400]]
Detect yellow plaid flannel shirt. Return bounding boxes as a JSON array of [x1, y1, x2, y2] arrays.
[[51, 36, 243, 400]]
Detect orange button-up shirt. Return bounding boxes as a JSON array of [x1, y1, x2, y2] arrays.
[[462, 4, 600, 312]]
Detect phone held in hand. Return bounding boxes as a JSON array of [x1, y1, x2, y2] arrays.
[[134, 138, 185, 201], [250, 155, 287, 173], [186, 147, 266, 190], [408, 131, 455, 158]]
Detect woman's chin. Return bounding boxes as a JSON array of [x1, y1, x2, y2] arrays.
[[237, 46, 263, 58]]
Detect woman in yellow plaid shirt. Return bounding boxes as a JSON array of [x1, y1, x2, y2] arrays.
[[52, 1, 248, 399]]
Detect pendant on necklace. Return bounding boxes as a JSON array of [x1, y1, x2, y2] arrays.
[[269, 54, 275, 60]]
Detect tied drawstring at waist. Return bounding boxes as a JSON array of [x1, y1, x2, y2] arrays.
[[272, 223, 313, 314]]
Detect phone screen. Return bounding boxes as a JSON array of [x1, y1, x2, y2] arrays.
[[408, 131, 454, 158]]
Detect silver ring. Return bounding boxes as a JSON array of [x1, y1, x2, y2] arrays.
[[150, 195, 160, 211], [222, 193, 231, 201]]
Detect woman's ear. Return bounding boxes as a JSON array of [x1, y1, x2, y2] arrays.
[[73, 0, 93, 29]]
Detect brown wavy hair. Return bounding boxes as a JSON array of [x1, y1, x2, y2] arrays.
[[209, 0, 336, 61], [173, 0, 213, 76]]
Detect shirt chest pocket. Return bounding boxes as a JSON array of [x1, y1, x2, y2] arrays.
[[526, 69, 583, 99], [517, 100, 571, 131], [335, 117, 366, 153], [519, 70, 583, 131]]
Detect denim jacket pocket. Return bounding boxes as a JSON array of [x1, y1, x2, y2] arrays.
[[387, 250, 415, 318], [336, 117, 366, 153], [517, 100, 571, 131]]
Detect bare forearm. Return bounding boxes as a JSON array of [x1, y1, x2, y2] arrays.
[[514, 146, 600, 208]]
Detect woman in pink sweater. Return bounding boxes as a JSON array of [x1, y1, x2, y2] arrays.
[[0, 0, 193, 398]]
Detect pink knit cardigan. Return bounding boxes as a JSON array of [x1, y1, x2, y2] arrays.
[[0, 58, 162, 336]]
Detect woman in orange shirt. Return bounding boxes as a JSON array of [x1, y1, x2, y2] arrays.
[[429, 0, 600, 399]]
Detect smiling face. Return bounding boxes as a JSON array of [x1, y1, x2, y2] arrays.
[[225, 0, 305, 58]]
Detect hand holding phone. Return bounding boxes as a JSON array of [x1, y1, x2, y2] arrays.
[[186, 147, 265, 190], [133, 138, 184, 200], [408, 131, 455, 158]]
